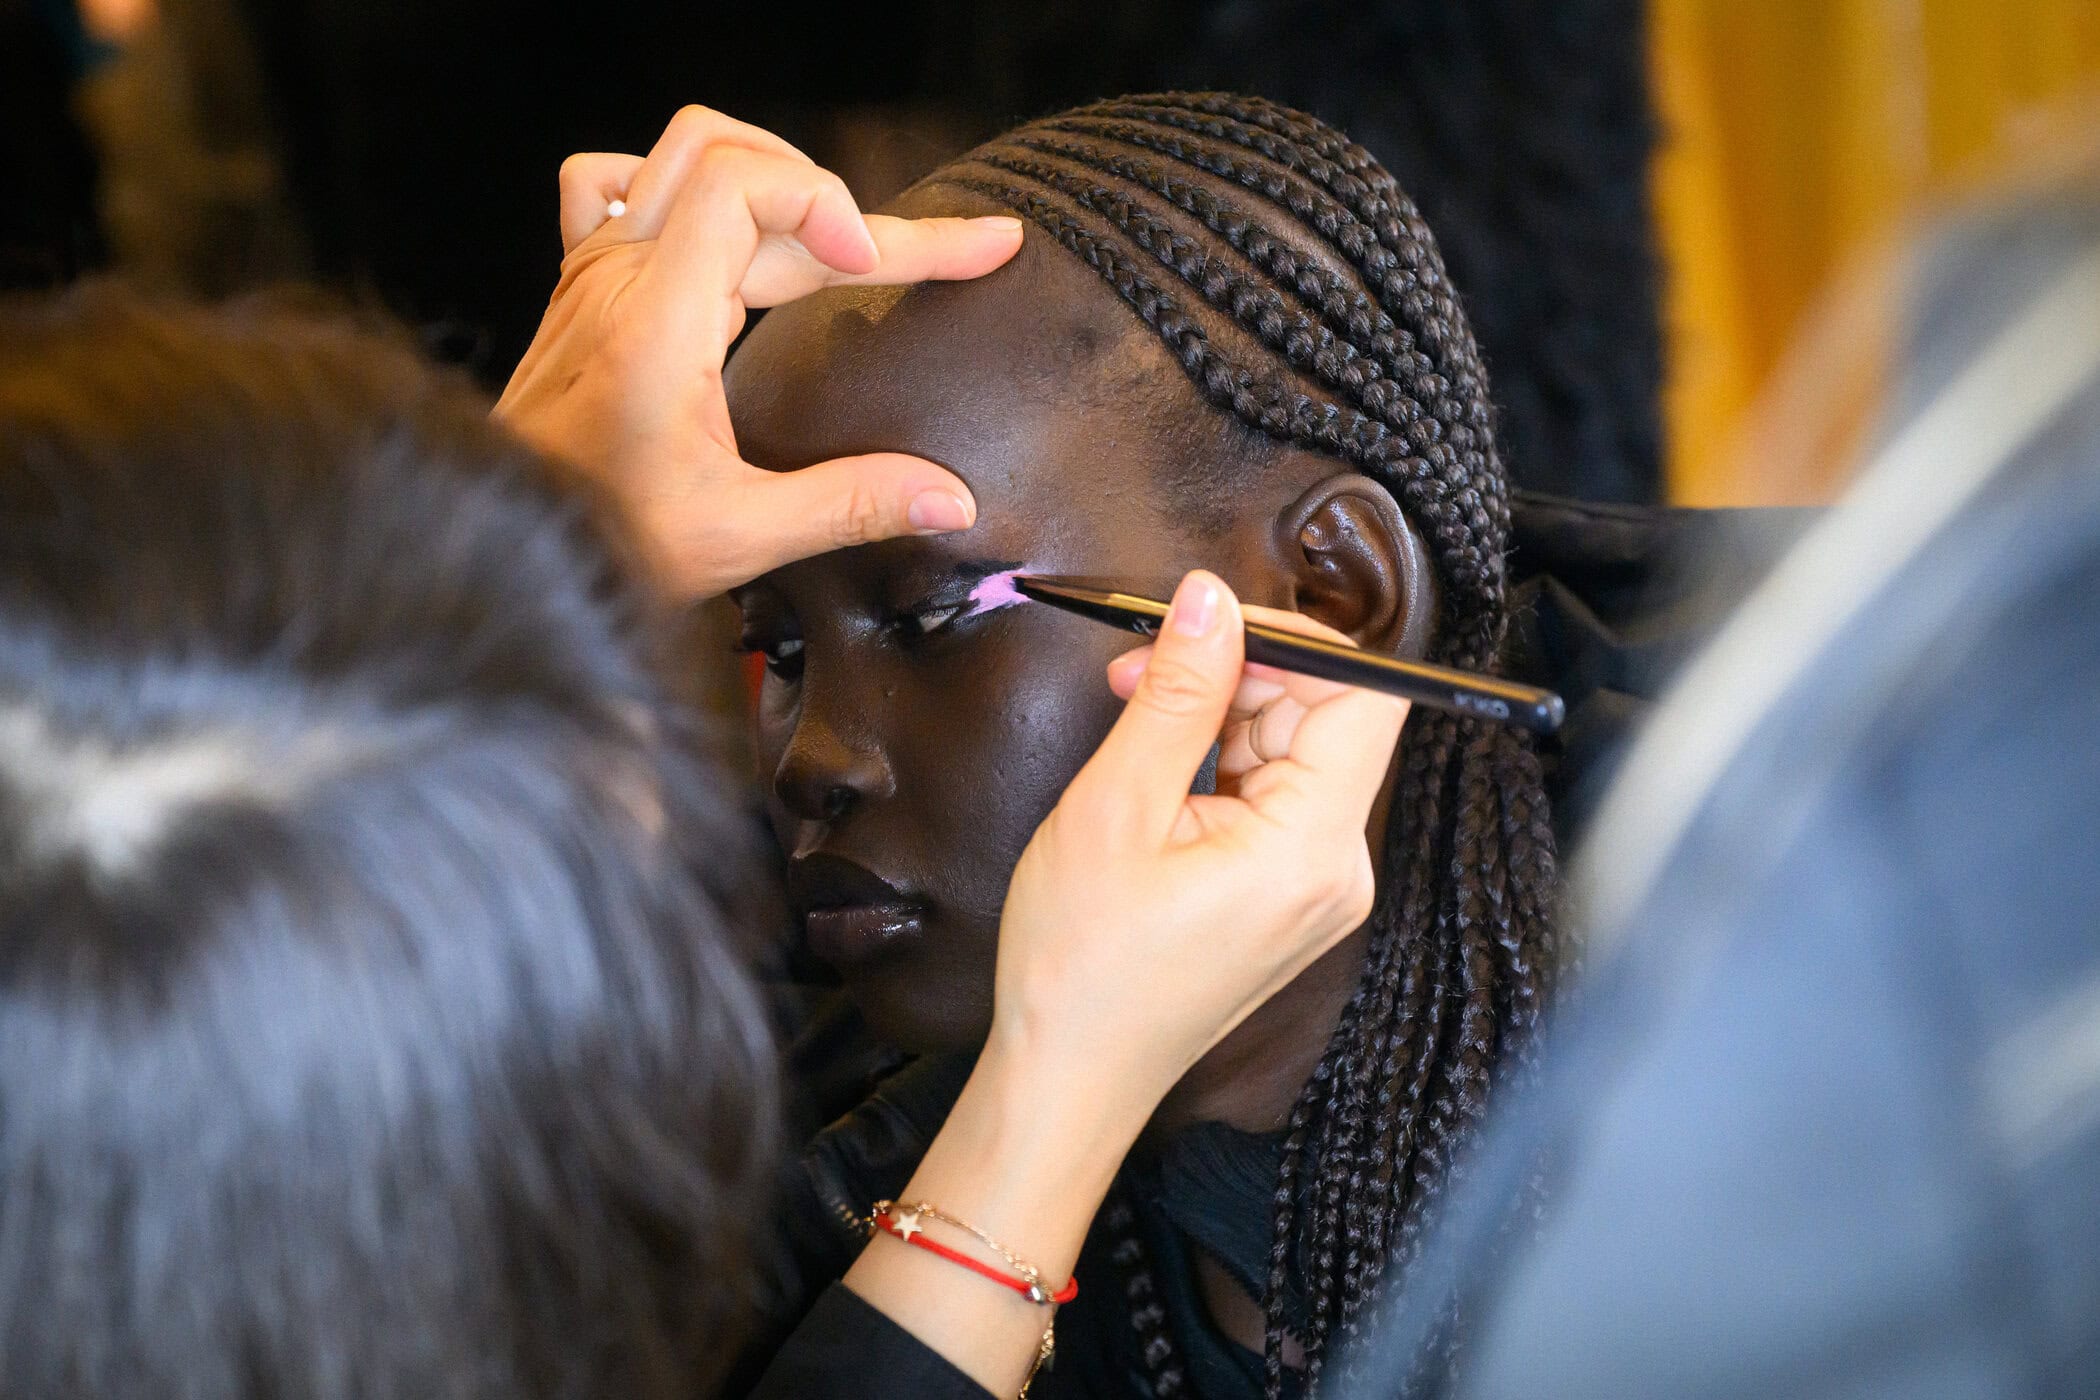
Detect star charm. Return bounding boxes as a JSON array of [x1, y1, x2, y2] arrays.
[[894, 1209, 924, 1242]]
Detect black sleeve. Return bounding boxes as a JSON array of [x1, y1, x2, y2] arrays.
[[747, 1283, 996, 1400]]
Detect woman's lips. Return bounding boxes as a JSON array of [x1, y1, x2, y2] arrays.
[[787, 852, 928, 970], [801, 902, 928, 968]]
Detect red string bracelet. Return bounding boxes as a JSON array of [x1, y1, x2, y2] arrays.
[[871, 1205, 1078, 1306]]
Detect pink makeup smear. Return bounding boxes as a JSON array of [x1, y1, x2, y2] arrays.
[[962, 569, 1028, 619]]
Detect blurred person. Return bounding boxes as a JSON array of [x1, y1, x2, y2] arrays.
[[1341, 117, 2100, 1399], [0, 288, 783, 1398]]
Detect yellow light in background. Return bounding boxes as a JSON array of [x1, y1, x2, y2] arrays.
[[1650, 0, 2100, 505]]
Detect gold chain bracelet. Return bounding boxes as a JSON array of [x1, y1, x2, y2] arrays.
[[868, 1198, 1070, 1397]]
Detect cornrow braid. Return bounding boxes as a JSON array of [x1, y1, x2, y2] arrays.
[[922, 95, 1559, 1397]]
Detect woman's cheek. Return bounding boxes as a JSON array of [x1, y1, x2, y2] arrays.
[[899, 639, 1122, 914]]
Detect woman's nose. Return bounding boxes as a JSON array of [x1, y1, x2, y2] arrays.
[[772, 716, 893, 824]]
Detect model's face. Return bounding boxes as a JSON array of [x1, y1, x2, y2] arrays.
[[723, 190, 1310, 1049]]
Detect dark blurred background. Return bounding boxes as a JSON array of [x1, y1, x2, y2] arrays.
[[9, 0, 2096, 505], [2, 0, 1666, 504]]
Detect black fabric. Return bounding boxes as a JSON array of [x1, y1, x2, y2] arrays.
[[750, 1283, 993, 1400], [1143, 1127, 1303, 1399], [726, 1048, 975, 1398], [729, 1044, 1269, 1399], [1151, 1124, 1291, 1308], [1018, 1137, 1298, 1400], [1503, 491, 1814, 850]]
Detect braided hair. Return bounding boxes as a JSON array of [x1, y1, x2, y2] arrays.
[[919, 94, 1559, 1395]]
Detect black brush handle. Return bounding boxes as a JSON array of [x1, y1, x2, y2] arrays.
[[1014, 575, 1564, 734], [1242, 623, 1564, 733]]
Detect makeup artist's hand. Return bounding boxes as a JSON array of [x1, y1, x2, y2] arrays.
[[838, 573, 1405, 1396], [997, 572, 1407, 1116], [494, 106, 1023, 599]]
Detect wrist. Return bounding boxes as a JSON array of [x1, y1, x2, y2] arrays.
[[896, 1040, 1149, 1286], [985, 999, 1191, 1140]]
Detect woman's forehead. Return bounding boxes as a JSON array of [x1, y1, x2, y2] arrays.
[[724, 241, 1199, 490]]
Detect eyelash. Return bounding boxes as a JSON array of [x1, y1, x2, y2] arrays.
[[740, 635, 804, 679], [895, 604, 964, 640], [737, 602, 966, 681]]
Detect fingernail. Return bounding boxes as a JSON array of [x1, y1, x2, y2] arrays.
[[1107, 648, 1151, 684], [908, 490, 973, 533], [975, 216, 1025, 234], [1167, 572, 1219, 637]]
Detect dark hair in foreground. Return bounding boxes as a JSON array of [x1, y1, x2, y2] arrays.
[[0, 290, 778, 1399], [928, 94, 1559, 1395]]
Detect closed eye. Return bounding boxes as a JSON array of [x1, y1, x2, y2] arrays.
[[734, 633, 804, 679], [903, 604, 964, 638]]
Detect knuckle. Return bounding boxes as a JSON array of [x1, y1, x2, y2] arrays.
[[1135, 657, 1217, 719], [666, 104, 724, 145], [692, 144, 764, 196], [827, 478, 890, 547], [692, 144, 735, 184]]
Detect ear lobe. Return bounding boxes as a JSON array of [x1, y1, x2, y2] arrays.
[[1277, 473, 1440, 658]]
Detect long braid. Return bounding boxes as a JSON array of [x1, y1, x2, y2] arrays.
[[1104, 1192, 1187, 1398], [926, 95, 1558, 1396]]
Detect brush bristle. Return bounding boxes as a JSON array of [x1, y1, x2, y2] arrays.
[[963, 569, 1028, 617]]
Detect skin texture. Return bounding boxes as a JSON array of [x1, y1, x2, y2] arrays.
[[723, 184, 1436, 1139]]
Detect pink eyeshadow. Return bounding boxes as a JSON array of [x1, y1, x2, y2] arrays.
[[962, 569, 1028, 618]]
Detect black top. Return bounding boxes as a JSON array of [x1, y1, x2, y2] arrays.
[[752, 1284, 991, 1400], [734, 1057, 1293, 1393], [1028, 1126, 1300, 1399], [730, 1050, 1305, 1399]]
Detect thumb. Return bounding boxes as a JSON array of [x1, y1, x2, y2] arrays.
[[1065, 572, 1244, 842], [742, 452, 979, 566]]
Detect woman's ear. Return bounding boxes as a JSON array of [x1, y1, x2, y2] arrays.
[[1274, 474, 1440, 658]]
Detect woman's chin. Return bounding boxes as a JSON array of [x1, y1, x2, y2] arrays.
[[841, 961, 995, 1056]]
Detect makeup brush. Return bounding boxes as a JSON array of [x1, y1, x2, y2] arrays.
[[996, 574, 1564, 734]]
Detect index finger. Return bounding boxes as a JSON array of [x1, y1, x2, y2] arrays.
[[1224, 607, 1407, 816], [1234, 605, 1364, 707], [605, 105, 814, 244], [829, 213, 1027, 286], [631, 146, 875, 357], [1221, 612, 1371, 780], [736, 212, 1026, 308]]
